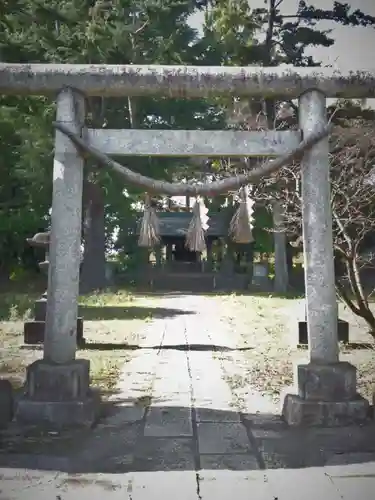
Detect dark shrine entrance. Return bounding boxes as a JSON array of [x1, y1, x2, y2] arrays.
[[172, 238, 198, 263]]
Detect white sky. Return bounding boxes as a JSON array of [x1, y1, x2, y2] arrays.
[[189, 0, 375, 108], [189, 0, 375, 71]]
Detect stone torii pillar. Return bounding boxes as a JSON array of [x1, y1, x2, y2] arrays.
[[16, 88, 97, 428], [282, 90, 369, 426]]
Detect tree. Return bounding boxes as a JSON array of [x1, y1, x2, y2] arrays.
[[0, 0, 223, 285], [199, 0, 375, 285], [253, 110, 375, 338]]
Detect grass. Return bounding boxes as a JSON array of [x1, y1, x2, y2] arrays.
[[0, 286, 158, 394], [213, 292, 375, 405]]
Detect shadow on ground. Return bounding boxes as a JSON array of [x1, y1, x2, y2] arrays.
[[128, 289, 304, 300], [1, 401, 375, 474], [78, 343, 255, 352], [78, 305, 196, 321]]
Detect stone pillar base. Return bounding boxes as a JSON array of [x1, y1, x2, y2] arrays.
[[23, 318, 85, 346], [283, 394, 369, 427], [15, 359, 99, 429], [282, 362, 370, 427]]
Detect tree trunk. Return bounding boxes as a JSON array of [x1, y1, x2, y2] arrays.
[[80, 179, 107, 293], [335, 253, 375, 340]]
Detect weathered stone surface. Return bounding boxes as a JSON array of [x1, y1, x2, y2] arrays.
[[0, 379, 13, 428], [15, 397, 98, 428], [326, 463, 375, 500], [144, 407, 193, 437], [325, 452, 375, 466], [299, 90, 339, 364], [199, 453, 259, 470], [133, 437, 195, 471], [282, 393, 370, 427], [195, 407, 240, 423], [44, 88, 85, 364], [23, 359, 90, 401], [129, 471, 198, 500], [266, 467, 343, 500], [199, 470, 275, 500], [87, 128, 301, 157], [15, 359, 98, 428], [1, 64, 375, 99], [297, 362, 357, 401], [197, 422, 251, 454]]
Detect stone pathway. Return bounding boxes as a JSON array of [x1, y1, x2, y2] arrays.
[[1, 295, 375, 499]]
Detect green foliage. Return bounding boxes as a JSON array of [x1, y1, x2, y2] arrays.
[[1, 0, 374, 278]]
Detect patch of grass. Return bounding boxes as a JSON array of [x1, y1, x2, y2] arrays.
[[214, 294, 375, 404], [0, 286, 159, 395]]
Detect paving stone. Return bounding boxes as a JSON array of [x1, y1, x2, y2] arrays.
[[197, 422, 252, 454], [199, 453, 260, 470], [144, 407, 193, 437], [133, 437, 196, 471], [333, 476, 375, 500], [243, 412, 286, 429], [74, 422, 139, 472], [0, 470, 133, 500], [325, 452, 375, 466], [195, 407, 240, 423], [105, 403, 145, 424], [198, 470, 274, 500], [258, 435, 325, 469], [266, 467, 343, 500], [151, 391, 192, 407], [251, 428, 286, 439], [129, 471, 198, 500]]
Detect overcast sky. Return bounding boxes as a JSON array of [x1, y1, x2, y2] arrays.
[[189, 0, 375, 71]]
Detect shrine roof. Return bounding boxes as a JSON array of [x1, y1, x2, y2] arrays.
[[136, 211, 227, 237]]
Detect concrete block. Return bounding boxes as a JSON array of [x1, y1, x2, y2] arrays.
[[34, 297, 47, 321], [25, 359, 90, 400], [298, 319, 349, 345], [144, 407, 193, 437], [24, 318, 84, 345], [282, 393, 370, 427], [197, 422, 251, 454], [15, 359, 98, 429], [297, 362, 357, 401]]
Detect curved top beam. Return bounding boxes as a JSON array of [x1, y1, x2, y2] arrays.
[[0, 63, 374, 99]]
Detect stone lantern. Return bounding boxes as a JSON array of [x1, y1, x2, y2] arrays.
[[23, 231, 84, 345]]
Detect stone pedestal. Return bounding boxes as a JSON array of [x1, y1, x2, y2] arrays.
[[24, 318, 84, 345], [282, 362, 370, 426], [15, 359, 97, 428], [24, 298, 84, 345], [298, 319, 349, 346], [252, 262, 271, 290]]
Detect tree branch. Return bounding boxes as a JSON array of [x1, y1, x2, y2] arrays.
[[53, 122, 330, 196]]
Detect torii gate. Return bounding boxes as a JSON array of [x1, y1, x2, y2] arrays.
[[0, 63, 374, 427]]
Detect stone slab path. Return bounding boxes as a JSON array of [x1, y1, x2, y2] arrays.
[[1, 294, 375, 499]]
